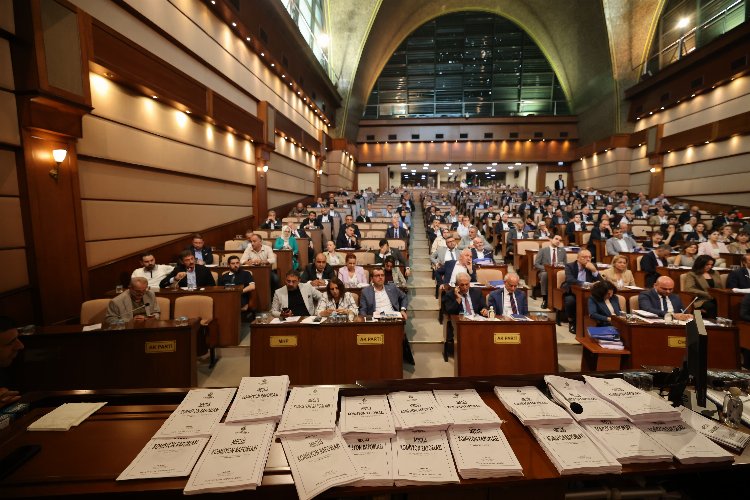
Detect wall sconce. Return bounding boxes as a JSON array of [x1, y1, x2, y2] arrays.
[[262, 164, 269, 172], [317, 169, 322, 176], [50, 149, 67, 181], [649, 167, 657, 173]]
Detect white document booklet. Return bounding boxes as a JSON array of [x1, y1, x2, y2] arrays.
[[338, 394, 396, 437], [545, 376, 626, 423], [583, 376, 680, 423], [393, 429, 460, 485], [530, 423, 622, 475], [388, 391, 452, 430], [153, 388, 236, 439], [679, 407, 750, 453], [225, 375, 289, 423], [581, 420, 672, 464], [344, 435, 394, 487], [447, 426, 523, 479], [117, 437, 209, 481], [27, 402, 107, 432], [433, 389, 503, 427], [494, 386, 573, 426], [639, 420, 735, 464], [276, 386, 338, 437]]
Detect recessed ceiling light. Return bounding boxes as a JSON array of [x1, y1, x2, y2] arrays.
[[246, 37, 251, 41], [232, 22, 237, 27], [260, 52, 264, 57], [152, 95, 158, 99], [491, 162, 497, 166], [271, 63, 275, 67], [446, 163, 452, 166]]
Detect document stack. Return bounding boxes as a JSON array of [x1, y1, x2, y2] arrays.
[[225, 376, 289, 424], [183, 421, 276, 494], [276, 386, 338, 437], [344, 435, 394, 487], [117, 436, 209, 481], [545, 376, 626, 423], [388, 391, 452, 430], [580, 420, 673, 464], [27, 402, 107, 431], [639, 420, 735, 464], [433, 389, 503, 428], [338, 394, 396, 437], [494, 386, 574, 426], [529, 423, 622, 475], [153, 388, 237, 439], [447, 426, 524, 479], [586, 326, 624, 350], [583, 376, 681, 423], [393, 429, 460, 485], [679, 407, 750, 454], [281, 428, 363, 500]]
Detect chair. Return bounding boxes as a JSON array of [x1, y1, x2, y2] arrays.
[[174, 295, 218, 368], [581, 232, 591, 246], [357, 252, 375, 265], [476, 267, 503, 284], [224, 240, 244, 251], [388, 239, 407, 250], [629, 295, 639, 312], [270, 230, 282, 239], [552, 270, 566, 323], [80, 299, 110, 325], [221, 252, 243, 265], [632, 225, 649, 238], [720, 273, 728, 287], [211, 271, 218, 284], [615, 294, 626, 312], [156, 297, 171, 319]]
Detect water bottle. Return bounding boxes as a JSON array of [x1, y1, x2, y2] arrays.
[[331, 311, 339, 323], [488, 306, 496, 320]]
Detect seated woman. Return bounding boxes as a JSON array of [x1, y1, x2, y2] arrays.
[[324, 240, 343, 266], [273, 225, 299, 270], [588, 280, 622, 327], [383, 255, 407, 287], [685, 221, 709, 242], [719, 224, 735, 244], [338, 253, 368, 287], [683, 254, 724, 318], [728, 231, 750, 254], [314, 277, 358, 317], [673, 242, 699, 268], [698, 230, 728, 267], [600, 255, 635, 288]]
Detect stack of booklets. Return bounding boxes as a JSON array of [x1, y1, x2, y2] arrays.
[[580, 420, 673, 464], [338, 394, 396, 437], [117, 436, 210, 481], [388, 391, 452, 430], [586, 326, 624, 350], [529, 423, 622, 475], [280, 428, 363, 500], [225, 375, 289, 423], [27, 402, 107, 431], [638, 420, 735, 464], [679, 407, 750, 453], [583, 376, 681, 423], [706, 388, 750, 426], [447, 426, 524, 479], [433, 389, 503, 428], [393, 429, 460, 485], [344, 435, 394, 487], [183, 421, 276, 494], [153, 388, 237, 439], [494, 386, 574, 426], [276, 386, 338, 437], [545, 376, 625, 423]]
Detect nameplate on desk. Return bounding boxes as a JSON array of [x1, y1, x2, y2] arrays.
[[270, 335, 297, 347], [494, 333, 521, 344], [667, 336, 686, 348], [356, 333, 384, 345], [145, 340, 176, 353]]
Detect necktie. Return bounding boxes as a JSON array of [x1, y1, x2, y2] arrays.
[[509, 292, 518, 314], [463, 294, 472, 316], [395, 228, 399, 238], [552, 248, 556, 263], [449, 249, 454, 260], [661, 295, 668, 312]]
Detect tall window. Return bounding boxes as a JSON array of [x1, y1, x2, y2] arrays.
[[645, 0, 746, 74], [280, 0, 335, 83], [364, 12, 569, 119]]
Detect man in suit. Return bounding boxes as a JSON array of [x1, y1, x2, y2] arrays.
[[160, 250, 216, 288], [431, 234, 458, 269], [552, 208, 568, 226], [565, 214, 586, 243], [442, 272, 487, 316], [105, 277, 161, 322], [356, 208, 371, 223], [260, 210, 282, 230], [727, 254, 750, 289], [641, 244, 671, 288], [580, 206, 595, 223], [598, 203, 616, 222], [186, 233, 214, 265], [385, 217, 408, 239], [562, 249, 602, 333], [458, 226, 490, 251], [471, 237, 493, 263], [359, 267, 408, 319], [217, 255, 255, 311], [315, 206, 333, 228], [301, 253, 335, 286], [336, 225, 360, 249], [534, 234, 566, 309], [638, 276, 693, 320], [587, 219, 611, 260], [605, 226, 638, 256], [302, 211, 322, 232], [487, 273, 528, 316], [271, 270, 322, 318], [445, 206, 460, 229], [341, 214, 362, 239], [554, 174, 565, 191], [438, 248, 476, 287], [381, 204, 395, 218], [374, 239, 410, 276]]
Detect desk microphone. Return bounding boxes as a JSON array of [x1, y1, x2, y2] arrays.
[[681, 296, 698, 313], [569, 402, 584, 414], [132, 303, 150, 313]]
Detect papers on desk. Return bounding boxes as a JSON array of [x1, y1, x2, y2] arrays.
[[494, 386, 573, 426], [225, 376, 289, 423], [469, 282, 485, 287], [461, 314, 487, 321], [581, 420, 672, 464], [639, 420, 735, 464], [344, 435, 394, 487], [545, 376, 625, 423], [732, 288, 750, 294], [393, 429, 460, 485], [433, 389, 502, 428], [270, 316, 301, 324], [447, 426, 523, 479], [117, 436, 209, 480], [82, 323, 101, 331], [679, 407, 750, 453], [27, 402, 107, 431], [281, 428, 362, 500], [583, 376, 680, 423], [153, 388, 236, 439], [276, 386, 338, 437], [183, 422, 275, 494], [529, 423, 622, 475], [338, 395, 396, 437], [300, 316, 325, 324], [388, 391, 452, 430], [624, 285, 644, 290], [633, 309, 659, 318]]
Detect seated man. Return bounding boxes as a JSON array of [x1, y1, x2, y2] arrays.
[[587, 219, 611, 260], [565, 213, 586, 242], [442, 272, 487, 317], [487, 273, 528, 316], [0, 316, 23, 407], [105, 277, 161, 322], [288, 202, 308, 217], [359, 268, 408, 319], [261, 210, 282, 230], [217, 255, 255, 311], [470, 237, 493, 263], [438, 248, 477, 287], [315, 206, 333, 227], [271, 270, 322, 318], [562, 249, 602, 334], [638, 276, 693, 321], [381, 204, 395, 218], [430, 234, 458, 269], [605, 226, 638, 256], [356, 208, 372, 223], [533, 234, 566, 309], [374, 239, 410, 276], [301, 253, 335, 286], [385, 216, 408, 239], [336, 225, 360, 249], [186, 233, 214, 265], [240, 233, 279, 295], [341, 215, 362, 239], [303, 211, 321, 231], [726, 254, 750, 289], [458, 225, 491, 251], [160, 250, 216, 288], [641, 243, 671, 289], [131, 252, 174, 289]]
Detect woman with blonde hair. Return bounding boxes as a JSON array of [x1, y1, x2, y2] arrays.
[[600, 255, 635, 288]]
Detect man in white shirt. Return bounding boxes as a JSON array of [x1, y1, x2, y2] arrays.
[[446, 248, 475, 287], [456, 216, 471, 240], [359, 267, 408, 319], [131, 252, 173, 289], [240, 234, 277, 268]]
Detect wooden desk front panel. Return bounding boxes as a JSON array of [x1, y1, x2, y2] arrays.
[[156, 287, 242, 346], [712, 289, 745, 322], [453, 317, 558, 376]]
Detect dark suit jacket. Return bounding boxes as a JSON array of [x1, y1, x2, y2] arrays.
[[186, 245, 214, 265], [261, 219, 282, 230], [437, 260, 477, 285], [442, 287, 486, 315], [562, 261, 602, 291], [588, 296, 622, 325], [159, 263, 216, 288], [487, 288, 529, 315], [640, 251, 666, 288], [359, 284, 408, 315], [291, 227, 308, 239], [565, 221, 586, 242], [217, 269, 254, 306], [587, 227, 611, 255], [554, 179, 565, 190], [638, 289, 685, 318], [356, 215, 371, 223], [335, 231, 360, 249], [374, 248, 407, 266], [726, 268, 750, 289], [302, 217, 323, 230], [471, 248, 493, 262], [385, 226, 408, 239], [315, 214, 333, 227], [341, 223, 361, 239], [300, 263, 335, 282]]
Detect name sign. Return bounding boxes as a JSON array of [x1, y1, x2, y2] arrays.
[[356, 334, 384, 345], [145, 340, 176, 353], [270, 335, 298, 347], [494, 333, 521, 344], [667, 336, 686, 348]]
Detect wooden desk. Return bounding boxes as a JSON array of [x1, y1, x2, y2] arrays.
[[740, 321, 750, 351], [512, 239, 542, 279], [612, 316, 740, 369], [571, 284, 643, 340], [720, 252, 743, 267], [712, 288, 747, 322], [451, 315, 558, 376], [246, 264, 272, 312], [10, 319, 198, 391], [250, 318, 404, 385], [591, 239, 606, 263], [577, 336, 630, 372]]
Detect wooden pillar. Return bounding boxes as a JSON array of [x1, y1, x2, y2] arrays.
[[253, 146, 271, 228]]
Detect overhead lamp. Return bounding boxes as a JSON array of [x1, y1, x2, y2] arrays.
[[50, 148, 67, 181], [446, 163, 452, 167], [676, 17, 689, 29]]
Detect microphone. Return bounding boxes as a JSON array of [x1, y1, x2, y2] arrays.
[[681, 296, 698, 313], [132, 302, 150, 314]]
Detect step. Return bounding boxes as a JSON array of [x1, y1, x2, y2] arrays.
[[405, 316, 444, 342], [403, 342, 454, 379], [408, 295, 439, 311]]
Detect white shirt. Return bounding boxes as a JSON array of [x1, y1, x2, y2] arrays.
[[449, 263, 469, 286], [132, 264, 173, 289], [374, 288, 395, 312], [616, 238, 629, 253], [240, 244, 277, 269]]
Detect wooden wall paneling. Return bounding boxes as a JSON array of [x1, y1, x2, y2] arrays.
[[0, 287, 35, 326], [212, 93, 263, 140], [275, 110, 321, 152], [253, 146, 270, 226]]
